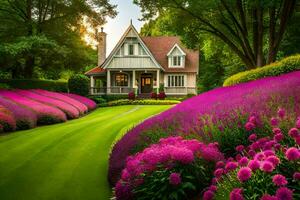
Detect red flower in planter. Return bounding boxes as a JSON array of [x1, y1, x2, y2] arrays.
[[128, 92, 135, 100], [158, 92, 166, 100], [151, 92, 157, 100]]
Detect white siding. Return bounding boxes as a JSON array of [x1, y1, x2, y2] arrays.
[[107, 57, 160, 69]]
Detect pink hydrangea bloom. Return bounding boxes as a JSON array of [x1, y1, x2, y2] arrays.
[[203, 190, 214, 200], [169, 173, 181, 185], [248, 160, 260, 171], [275, 187, 293, 200], [285, 147, 300, 161], [260, 161, 275, 173], [272, 174, 288, 186], [237, 167, 252, 182], [230, 188, 244, 200]]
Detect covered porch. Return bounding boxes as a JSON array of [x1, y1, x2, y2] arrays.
[[90, 69, 161, 95]]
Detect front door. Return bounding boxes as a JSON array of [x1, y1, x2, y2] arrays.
[[141, 75, 152, 93]]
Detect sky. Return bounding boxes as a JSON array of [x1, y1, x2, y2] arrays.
[[102, 0, 145, 55]]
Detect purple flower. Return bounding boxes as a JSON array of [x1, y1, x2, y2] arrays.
[[274, 133, 284, 142], [225, 162, 238, 171], [260, 194, 278, 200], [271, 117, 279, 126], [203, 190, 214, 200], [248, 159, 260, 171], [115, 181, 133, 200], [293, 172, 300, 180], [266, 156, 280, 167], [288, 128, 299, 138], [209, 185, 217, 192], [254, 152, 266, 161], [236, 145, 245, 152], [295, 136, 300, 145], [248, 150, 256, 157], [275, 187, 293, 200], [238, 157, 249, 166], [245, 122, 255, 131], [216, 161, 225, 169], [214, 168, 224, 178], [260, 161, 275, 173], [248, 134, 257, 142], [272, 174, 288, 186], [237, 167, 252, 182], [277, 108, 286, 119], [285, 147, 300, 161], [230, 188, 244, 200], [169, 173, 181, 185]]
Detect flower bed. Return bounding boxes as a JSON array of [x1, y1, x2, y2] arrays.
[[33, 89, 88, 114], [62, 93, 97, 111], [0, 96, 37, 130], [16, 90, 80, 119], [0, 105, 16, 132], [0, 90, 67, 125], [114, 137, 223, 200], [101, 99, 180, 107], [109, 71, 300, 185]]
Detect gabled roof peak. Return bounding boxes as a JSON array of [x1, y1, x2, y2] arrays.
[[167, 43, 186, 56]]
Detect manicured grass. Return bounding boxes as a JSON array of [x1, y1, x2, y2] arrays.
[[0, 105, 171, 200]]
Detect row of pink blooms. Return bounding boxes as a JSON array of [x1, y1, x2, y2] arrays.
[[115, 136, 224, 200], [203, 109, 300, 200]]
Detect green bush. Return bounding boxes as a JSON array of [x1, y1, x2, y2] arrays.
[[0, 79, 67, 92], [100, 99, 180, 107], [68, 74, 90, 96], [89, 96, 107, 104], [0, 83, 10, 89], [103, 95, 128, 102], [223, 54, 300, 86]]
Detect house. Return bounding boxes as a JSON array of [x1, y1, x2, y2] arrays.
[[85, 22, 199, 96]]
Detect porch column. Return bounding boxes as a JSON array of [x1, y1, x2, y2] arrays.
[[132, 70, 136, 92], [90, 76, 95, 94], [107, 70, 111, 94], [156, 70, 160, 93]]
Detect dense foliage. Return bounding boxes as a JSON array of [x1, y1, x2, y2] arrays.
[[100, 99, 180, 107], [223, 54, 300, 86], [68, 74, 90, 96], [108, 71, 300, 185], [0, 89, 96, 132]]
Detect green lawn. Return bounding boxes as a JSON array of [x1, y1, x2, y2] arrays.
[[0, 105, 170, 200]]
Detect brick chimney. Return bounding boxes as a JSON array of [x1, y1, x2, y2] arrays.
[[97, 27, 107, 66]]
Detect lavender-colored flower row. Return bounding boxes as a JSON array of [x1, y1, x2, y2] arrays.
[[109, 71, 300, 184]]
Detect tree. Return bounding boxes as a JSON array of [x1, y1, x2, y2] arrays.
[[0, 0, 117, 78], [134, 0, 297, 69]]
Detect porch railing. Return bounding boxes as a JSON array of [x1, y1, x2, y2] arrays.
[[90, 87, 134, 95], [164, 87, 197, 95]]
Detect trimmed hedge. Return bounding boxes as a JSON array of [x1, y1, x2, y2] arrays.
[[68, 75, 89, 96], [223, 54, 300, 86], [0, 79, 68, 92], [100, 99, 180, 107]]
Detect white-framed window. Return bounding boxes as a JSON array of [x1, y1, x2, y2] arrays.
[[167, 75, 185, 87], [172, 56, 182, 66], [128, 44, 134, 55]]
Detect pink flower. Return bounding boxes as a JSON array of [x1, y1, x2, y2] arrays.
[[260, 161, 275, 173], [236, 145, 245, 152], [272, 174, 288, 186], [230, 188, 244, 200], [261, 194, 278, 200], [285, 147, 300, 161], [169, 173, 181, 185], [277, 108, 285, 119], [271, 117, 279, 126], [295, 136, 300, 145], [236, 154, 242, 161], [248, 134, 257, 142], [121, 169, 131, 181], [237, 167, 252, 182], [249, 116, 257, 124], [275, 187, 293, 200], [273, 128, 282, 135], [254, 152, 266, 161], [203, 190, 214, 200], [214, 168, 224, 178], [225, 162, 238, 171], [264, 150, 275, 157], [296, 118, 300, 129], [209, 185, 217, 192], [248, 150, 256, 157], [216, 161, 225, 169], [245, 122, 255, 131], [248, 159, 260, 171], [274, 133, 284, 142], [238, 157, 249, 166], [293, 172, 300, 180], [288, 128, 299, 138], [266, 156, 280, 167]]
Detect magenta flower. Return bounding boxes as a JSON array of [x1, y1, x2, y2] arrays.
[[225, 162, 238, 171], [230, 188, 244, 200], [275, 187, 293, 200], [115, 181, 133, 200], [236, 145, 245, 152], [249, 116, 257, 124], [273, 128, 282, 135], [293, 172, 300, 180], [274, 133, 284, 142], [288, 128, 299, 138], [209, 185, 217, 192], [254, 152, 266, 161], [266, 156, 280, 167], [238, 157, 249, 166], [285, 147, 300, 161], [248, 134, 257, 142], [203, 190, 214, 200], [169, 173, 181, 185], [214, 168, 224, 178], [248, 150, 256, 157], [248, 159, 260, 171], [277, 108, 286, 119], [295, 136, 300, 145], [296, 119, 300, 129], [237, 167, 252, 182], [245, 122, 255, 131], [260, 194, 278, 200], [271, 117, 279, 126], [216, 161, 225, 169], [272, 174, 288, 186], [260, 161, 275, 173]]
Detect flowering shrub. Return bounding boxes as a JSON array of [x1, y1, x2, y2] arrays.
[[206, 114, 300, 200], [0, 105, 16, 132], [0, 90, 67, 125], [16, 90, 80, 119], [109, 71, 300, 184], [151, 92, 157, 99], [62, 93, 97, 111], [158, 91, 166, 100], [0, 96, 37, 130], [114, 136, 223, 200], [32, 89, 88, 114], [128, 92, 135, 101]]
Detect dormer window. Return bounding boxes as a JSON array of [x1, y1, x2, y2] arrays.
[[167, 44, 186, 68]]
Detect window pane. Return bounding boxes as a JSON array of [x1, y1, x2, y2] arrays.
[[129, 44, 134, 55]]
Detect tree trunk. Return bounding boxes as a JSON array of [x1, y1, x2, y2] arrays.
[[24, 56, 34, 79], [256, 6, 265, 67]]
